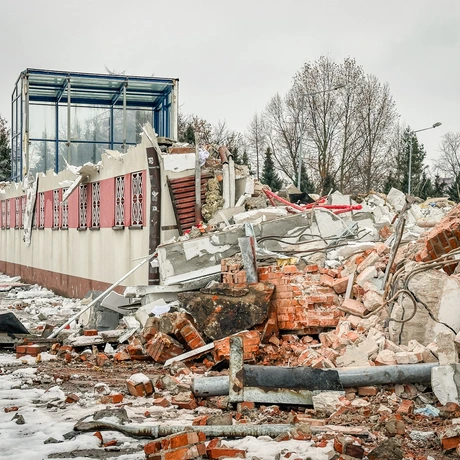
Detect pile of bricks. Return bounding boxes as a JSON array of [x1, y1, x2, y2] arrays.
[[221, 260, 344, 332], [416, 203, 460, 273], [144, 431, 206, 460]]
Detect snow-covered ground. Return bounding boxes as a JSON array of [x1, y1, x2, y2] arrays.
[[0, 274, 335, 460]]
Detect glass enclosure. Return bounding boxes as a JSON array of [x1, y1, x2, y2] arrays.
[[11, 69, 178, 181]]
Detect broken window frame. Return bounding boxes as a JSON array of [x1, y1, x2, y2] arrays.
[[130, 171, 143, 229], [113, 175, 125, 229]]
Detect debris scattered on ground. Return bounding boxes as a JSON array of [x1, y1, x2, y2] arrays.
[[3, 188, 460, 459]]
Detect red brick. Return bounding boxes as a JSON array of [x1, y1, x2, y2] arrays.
[[192, 415, 209, 426], [332, 277, 349, 294], [144, 431, 206, 455], [207, 447, 246, 459], [146, 443, 206, 460], [146, 332, 185, 363], [282, 265, 298, 274], [83, 329, 98, 336], [171, 392, 197, 410], [153, 397, 171, 407], [357, 386, 378, 396], [304, 265, 319, 273], [341, 298, 367, 317], [397, 399, 414, 415], [237, 401, 255, 412]]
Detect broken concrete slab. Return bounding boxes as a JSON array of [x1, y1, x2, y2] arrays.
[[432, 364, 460, 405], [178, 282, 274, 340], [389, 268, 460, 346]]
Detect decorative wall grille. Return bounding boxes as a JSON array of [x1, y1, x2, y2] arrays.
[[131, 172, 143, 226], [79, 184, 88, 229], [15, 198, 20, 229], [53, 190, 60, 229], [38, 192, 45, 229], [6, 199, 10, 229], [91, 182, 101, 229], [115, 176, 125, 227], [1, 201, 4, 229], [61, 188, 69, 229], [21, 196, 26, 228]]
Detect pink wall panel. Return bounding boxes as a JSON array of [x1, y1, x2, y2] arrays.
[[10, 199, 15, 229], [44, 191, 53, 228], [100, 178, 115, 228], [124, 173, 132, 227], [68, 189, 79, 228]]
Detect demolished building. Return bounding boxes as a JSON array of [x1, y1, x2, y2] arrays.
[[4, 68, 460, 459]]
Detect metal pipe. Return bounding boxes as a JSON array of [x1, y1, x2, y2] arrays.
[[23, 74, 30, 176], [74, 419, 370, 439], [192, 363, 438, 397], [122, 82, 127, 153], [48, 252, 157, 338], [228, 152, 236, 207], [218, 146, 228, 164], [74, 419, 292, 439], [222, 164, 230, 209], [194, 133, 201, 225]]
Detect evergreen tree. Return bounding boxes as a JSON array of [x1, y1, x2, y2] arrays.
[[321, 173, 336, 195], [261, 147, 283, 191], [229, 146, 241, 165], [0, 116, 11, 181], [399, 128, 427, 196], [383, 172, 399, 194], [300, 161, 315, 193], [447, 173, 460, 202], [179, 123, 195, 144], [242, 150, 252, 172], [433, 174, 446, 196], [417, 171, 433, 200]]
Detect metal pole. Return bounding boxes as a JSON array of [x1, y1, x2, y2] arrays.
[[192, 363, 438, 397], [66, 77, 71, 163], [24, 74, 30, 177], [408, 132, 412, 195], [48, 252, 157, 338], [122, 82, 127, 153], [297, 130, 303, 190]]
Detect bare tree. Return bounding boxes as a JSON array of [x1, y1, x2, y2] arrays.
[[263, 91, 303, 184], [333, 58, 366, 193], [355, 75, 397, 193], [436, 132, 460, 179], [294, 56, 343, 193], [246, 113, 266, 179]]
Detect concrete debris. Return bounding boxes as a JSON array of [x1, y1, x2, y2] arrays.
[[6, 189, 460, 459]]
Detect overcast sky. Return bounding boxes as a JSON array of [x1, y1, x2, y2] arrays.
[[1, 0, 459, 168]]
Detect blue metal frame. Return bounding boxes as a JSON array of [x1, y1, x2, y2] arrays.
[[11, 68, 178, 181]]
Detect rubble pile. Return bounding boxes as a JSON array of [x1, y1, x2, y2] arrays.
[[4, 190, 460, 459]]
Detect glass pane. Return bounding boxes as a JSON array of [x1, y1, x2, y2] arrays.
[[29, 140, 56, 175], [29, 104, 56, 139], [58, 142, 109, 172]]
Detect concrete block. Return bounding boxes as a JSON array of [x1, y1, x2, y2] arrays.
[[312, 391, 344, 415], [336, 346, 370, 367], [437, 331, 459, 365], [432, 364, 460, 405]]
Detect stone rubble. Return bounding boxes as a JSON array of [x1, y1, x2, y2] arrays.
[[4, 190, 460, 458]]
